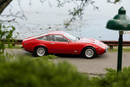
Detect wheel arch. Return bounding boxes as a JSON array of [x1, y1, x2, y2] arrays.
[[81, 46, 97, 58], [33, 45, 48, 52], [81, 46, 96, 55]]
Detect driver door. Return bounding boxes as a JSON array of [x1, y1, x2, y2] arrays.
[[50, 34, 70, 54]]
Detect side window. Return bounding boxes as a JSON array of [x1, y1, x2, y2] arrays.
[[54, 35, 68, 42], [37, 35, 55, 41], [38, 36, 47, 40], [47, 35, 55, 41]]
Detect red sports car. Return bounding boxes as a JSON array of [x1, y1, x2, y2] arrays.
[[22, 31, 108, 58]]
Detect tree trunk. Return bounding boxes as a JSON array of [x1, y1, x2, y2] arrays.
[[0, 0, 12, 15]]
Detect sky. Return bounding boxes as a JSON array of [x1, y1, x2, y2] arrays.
[[4, 0, 130, 25], [1, 0, 130, 40]]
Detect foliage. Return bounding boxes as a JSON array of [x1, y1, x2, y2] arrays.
[[1, 52, 130, 87], [0, 55, 89, 87], [0, 23, 15, 54], [90, 68, 130, 87], [45, 55, 57, 59], [107, 0, 120, 3], [57, 0, 121, 28], [0, 0, 121, 27], [34, 55, 57, 59]]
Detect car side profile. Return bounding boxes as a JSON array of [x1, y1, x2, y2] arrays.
[[22, 31, 108, 59]]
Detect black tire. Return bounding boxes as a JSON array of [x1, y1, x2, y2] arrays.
[[33, 46, 47, 57], [82, 47, 96, 59]]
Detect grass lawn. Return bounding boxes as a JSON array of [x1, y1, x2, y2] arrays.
[[5, 45, 22, 49], [108, 46, 130, 52]]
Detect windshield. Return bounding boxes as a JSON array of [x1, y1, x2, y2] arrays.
[[64, 33, 78, 41]]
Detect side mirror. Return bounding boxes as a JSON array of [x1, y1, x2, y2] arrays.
[[77, 37, 80, 40]]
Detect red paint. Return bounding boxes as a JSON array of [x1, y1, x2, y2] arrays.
[[22, 31, 108, 56]]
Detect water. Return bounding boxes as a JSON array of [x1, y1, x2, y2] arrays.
[[1, 0, 130, 41]]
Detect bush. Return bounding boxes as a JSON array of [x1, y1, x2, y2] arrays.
[[0, 24, 15, 54], [0, 55, 89, 87], [0, 54, 130, 87], [90, 68, 130, 87]]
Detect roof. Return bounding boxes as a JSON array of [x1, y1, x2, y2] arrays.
[[23, 31, 67, 41], [47, 31, 67, 35]]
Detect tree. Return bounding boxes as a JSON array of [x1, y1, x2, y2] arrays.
[[0, 0, 120, 15], [0, 0, 12, 15], [0, 0, 121, 28], [0, 24, 15, 54]]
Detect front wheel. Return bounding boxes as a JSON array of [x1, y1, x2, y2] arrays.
[[83, 47, 96, 59], [33, 47, 47, 57]]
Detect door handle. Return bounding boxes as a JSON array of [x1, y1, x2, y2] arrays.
[[50, 43, 55, 44]]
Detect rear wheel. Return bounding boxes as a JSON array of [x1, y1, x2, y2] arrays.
[[83, 47, 96, 59], [33, 46, 47, 57]]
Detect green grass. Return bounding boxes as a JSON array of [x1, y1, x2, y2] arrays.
[[5, 45, 22, 49], [108, 47, 130, 52]]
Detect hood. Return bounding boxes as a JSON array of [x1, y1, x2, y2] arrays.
[[77, 38, 108, 49], [77, 38, 96, 43]]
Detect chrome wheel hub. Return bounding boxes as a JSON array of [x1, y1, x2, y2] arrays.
[[85, 49, 94, 58], [37, 47, 45, 56]]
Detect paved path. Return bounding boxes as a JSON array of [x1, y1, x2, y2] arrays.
[[7, 49, 130, 74]]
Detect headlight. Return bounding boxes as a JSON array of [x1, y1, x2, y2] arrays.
[[95, 41, 108, 49]]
